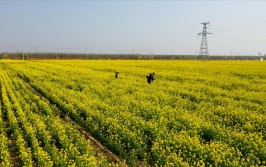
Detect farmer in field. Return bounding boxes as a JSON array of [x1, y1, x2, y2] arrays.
[[146, 72, 155, 84], [115, 71, 119, 78], [151, 72, 155, 81], [146, 74, 152, 84]]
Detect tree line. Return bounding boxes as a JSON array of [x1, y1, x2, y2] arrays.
[[0, 52, 265, 60]]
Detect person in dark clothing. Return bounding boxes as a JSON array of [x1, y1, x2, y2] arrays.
[[115, 71, 119, 78], [151, 72, 155, 81], [146, 73, 153, 84]]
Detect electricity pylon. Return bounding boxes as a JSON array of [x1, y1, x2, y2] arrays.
[[198, 22, 212, 56]]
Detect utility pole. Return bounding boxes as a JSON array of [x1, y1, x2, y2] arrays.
[[198, 22, 212, 56], [85, 47, 88, 59], [56, 48, 58, 59], [22, 50, 25, 60]]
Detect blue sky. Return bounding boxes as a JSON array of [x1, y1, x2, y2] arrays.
[[0, 0, 266, 56]]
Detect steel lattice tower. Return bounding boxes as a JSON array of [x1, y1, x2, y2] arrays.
[[198, 22, 211, 56]]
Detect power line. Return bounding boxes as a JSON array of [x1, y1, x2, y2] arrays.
[[211, 19, 266, 34], [210, 1, 261, 27], [215, 10, 266, 28]]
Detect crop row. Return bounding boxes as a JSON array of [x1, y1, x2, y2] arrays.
[[0, 65, 114, 166]]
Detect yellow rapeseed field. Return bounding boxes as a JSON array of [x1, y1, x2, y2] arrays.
[[0, 60, 265, 166]]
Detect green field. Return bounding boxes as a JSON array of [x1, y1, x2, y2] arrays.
[[0, 60, 265, 166]]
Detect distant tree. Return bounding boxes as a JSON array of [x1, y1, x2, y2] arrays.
[[149, 54, 155, 59], [2, 53, 9, 59], [137, 54, 143, 60], [25, 54, 30, 60]]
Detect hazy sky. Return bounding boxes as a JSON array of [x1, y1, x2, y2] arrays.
[[0, 0, 266, 56]]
